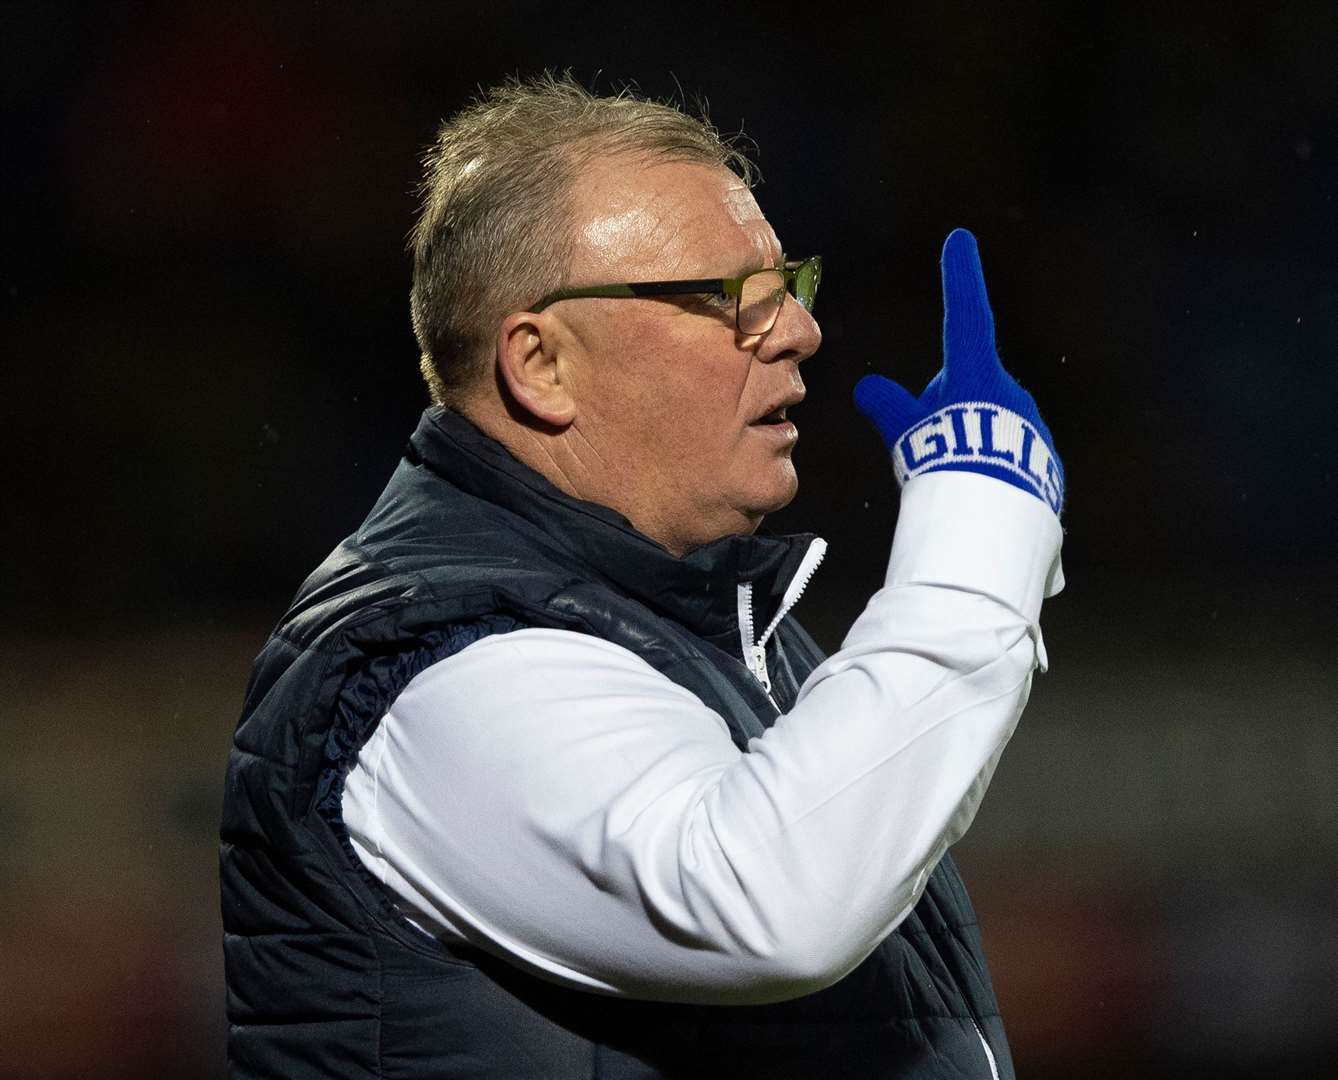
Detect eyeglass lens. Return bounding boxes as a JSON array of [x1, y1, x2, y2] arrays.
[[795, 260, 819, 311], [737, 260, 820, 334], [738, 270, 787, 334]]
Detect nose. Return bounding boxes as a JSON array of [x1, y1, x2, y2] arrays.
[[754, 291, 822, 365]]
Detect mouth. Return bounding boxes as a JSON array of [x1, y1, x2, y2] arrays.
[[749, 393, 805, 427], [747, 396, 802, 447]]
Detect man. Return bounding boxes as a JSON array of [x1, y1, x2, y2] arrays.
[[221, 74, 1064, 1079]]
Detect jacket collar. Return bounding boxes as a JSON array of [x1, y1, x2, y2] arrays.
[[405, 407, 819, 647]]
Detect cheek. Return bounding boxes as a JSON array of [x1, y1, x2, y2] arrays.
[[628, 334, 747, 444], [579, 310, 752, 467], [655, 365, 748, 461]]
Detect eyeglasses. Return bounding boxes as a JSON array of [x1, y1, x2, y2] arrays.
[[528, 255, 822, 336]]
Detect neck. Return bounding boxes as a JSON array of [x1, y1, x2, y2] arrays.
[[455, 400, 757, 556]]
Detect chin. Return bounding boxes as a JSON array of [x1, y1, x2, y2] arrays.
[[746, 461, 799, 517]]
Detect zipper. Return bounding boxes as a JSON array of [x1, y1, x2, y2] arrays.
[[971, 1019, 1001, 1080], [735, 579, 767, 692], [735, 537, 828, 699]]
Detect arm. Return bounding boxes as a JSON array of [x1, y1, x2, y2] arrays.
[[343, 470, 1060, 1005], [344, 228, 1065, 1004]]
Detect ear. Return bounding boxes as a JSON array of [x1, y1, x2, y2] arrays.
[[494, 310, 576, 428]]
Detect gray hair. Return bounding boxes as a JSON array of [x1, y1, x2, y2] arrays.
[[408, 72, 758, 405]]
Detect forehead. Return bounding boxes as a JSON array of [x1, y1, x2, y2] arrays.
[[568, 155, 781, 280]]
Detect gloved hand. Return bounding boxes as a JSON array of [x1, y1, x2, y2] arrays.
[[854, 229, 1063, 514]]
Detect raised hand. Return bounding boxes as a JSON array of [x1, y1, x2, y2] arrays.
[[854, 229, 1063, 514]]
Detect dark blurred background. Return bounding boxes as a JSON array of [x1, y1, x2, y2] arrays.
[[3, 2, 1336, 1076]]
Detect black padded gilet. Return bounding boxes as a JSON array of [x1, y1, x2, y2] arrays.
[[220, 406, 1014, 1079]]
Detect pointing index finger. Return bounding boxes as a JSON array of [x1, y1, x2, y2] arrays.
[[940, 228, 999, 377]]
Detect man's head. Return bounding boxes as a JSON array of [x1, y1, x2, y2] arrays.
[[410, 73, 756, 405], [410, 75, 821, 555]]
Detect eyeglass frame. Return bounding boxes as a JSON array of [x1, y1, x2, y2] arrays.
[[526, 255, 822, 336]]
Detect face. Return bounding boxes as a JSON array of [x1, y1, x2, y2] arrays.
[[547, 156, 822, 554]]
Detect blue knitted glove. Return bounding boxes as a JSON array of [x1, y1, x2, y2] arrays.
[[854, 229, 1064, 514]]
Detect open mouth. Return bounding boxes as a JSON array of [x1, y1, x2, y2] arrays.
[[751, 407, 789, 426]]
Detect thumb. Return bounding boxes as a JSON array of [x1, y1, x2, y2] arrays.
[[854, 373, 923, 447]]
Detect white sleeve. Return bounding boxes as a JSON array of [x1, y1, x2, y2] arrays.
[[342, 470, 1063, 1005]]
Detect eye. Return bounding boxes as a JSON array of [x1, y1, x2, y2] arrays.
[[691, 291, 732, 312]]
